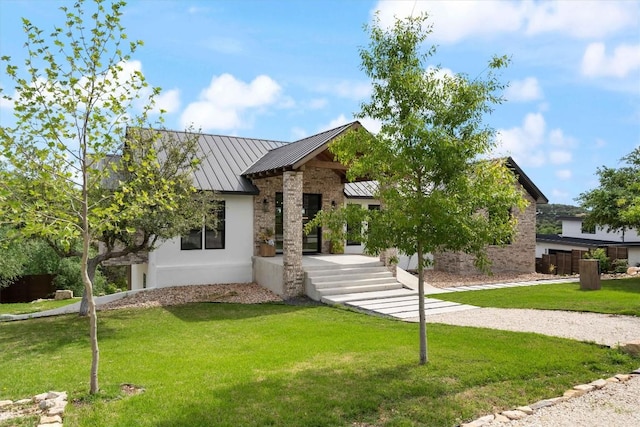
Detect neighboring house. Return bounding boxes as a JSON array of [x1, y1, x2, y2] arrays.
[[537, 216, 640, 267], [123, 121, 547, 297]]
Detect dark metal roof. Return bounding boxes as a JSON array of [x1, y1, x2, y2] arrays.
[[506, 157, 548, 204], [243, 121, 360, 177], [536, 234, 640, 247], [157, 130, 286, 194], [345, 181, 378, 198]]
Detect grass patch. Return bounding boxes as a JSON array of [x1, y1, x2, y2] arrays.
[[0, 302, 637, 427], [0, 298, 80, 315], [435, 277, 640, 316]]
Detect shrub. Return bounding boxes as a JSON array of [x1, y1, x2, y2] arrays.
[[583, 248, 611, 273], [611, 259, 628, 274]]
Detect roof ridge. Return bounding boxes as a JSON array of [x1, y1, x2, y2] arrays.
[[129, 126, 288, 145]]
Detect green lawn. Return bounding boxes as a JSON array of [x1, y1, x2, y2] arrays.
[[0, 302, 637, 427], [435, 277, 640, 316], [0, 298, 80, 315]]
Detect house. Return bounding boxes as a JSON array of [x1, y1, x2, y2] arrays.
[[537, 216, 640, 267], [125, 121, 547, 298]]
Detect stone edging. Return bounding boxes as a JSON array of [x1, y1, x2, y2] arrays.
[[0, 390, 67, 426], [460, 368, 640, 426]]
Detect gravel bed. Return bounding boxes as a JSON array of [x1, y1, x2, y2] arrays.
[[486, 374, 640, 427], [99, 283, 282, 311], [426, 308, 640, 347]]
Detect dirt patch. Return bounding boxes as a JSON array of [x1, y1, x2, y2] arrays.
[[99, 283, 282, 311], [120, 383, 145, 396]]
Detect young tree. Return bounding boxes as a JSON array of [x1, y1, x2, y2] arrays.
[[0, 0, 214, 394], [578, 147, 640, 233], [329, 14, 527, 364]]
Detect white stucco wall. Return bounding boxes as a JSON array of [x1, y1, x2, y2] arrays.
[[342, 198, 423, 270], [141, 194, 254, 288], [629, 248, 640, 267], [535, 242, 592, 258], [130, 264, 148, 290], [561, 219, 640, 242]]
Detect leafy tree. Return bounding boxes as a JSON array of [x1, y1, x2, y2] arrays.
[[578, 147, 640, 233], [326, 14, 527, 364], [536, 204, 587, 235], [0, 0, 214, 394]]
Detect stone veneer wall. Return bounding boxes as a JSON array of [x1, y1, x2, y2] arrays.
[[283, 171, 303, 297], [251, 167, 345, 256], [251, 166, 345, 297], [434, 191, 537, 275]]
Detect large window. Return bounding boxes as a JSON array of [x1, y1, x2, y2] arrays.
[[581, 222, 596, 234], [346, 204, 362, 246], [181, 201, 225, 250]]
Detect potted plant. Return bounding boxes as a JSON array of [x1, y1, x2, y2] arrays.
[[257, 228, 276, 257]]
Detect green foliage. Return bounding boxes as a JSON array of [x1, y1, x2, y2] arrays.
[[611, 258, 628, 274], [0, 227, 60, 288], [331, 13, 526, 273], [305, 203, 366, 254], [0, 0, 215, 394], [0, 304, 637, 426], [536, 204, 587, 235], [578, 147, 640, 232], [436, 277, 640, 316], [583, 248, 611, 273]]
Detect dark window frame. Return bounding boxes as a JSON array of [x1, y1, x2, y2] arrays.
[[180, 201, 226, 250]]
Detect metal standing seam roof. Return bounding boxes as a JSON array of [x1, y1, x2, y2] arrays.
[[242, 121, 360, 176], [344, 181, 379, 198], [160, 130, 286, 194]]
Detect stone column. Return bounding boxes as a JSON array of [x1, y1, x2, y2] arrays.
[[283, 171, 304, 297]]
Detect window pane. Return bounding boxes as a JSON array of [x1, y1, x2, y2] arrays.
[[181, 229, 202, 250], [205, 201, 225, 249]]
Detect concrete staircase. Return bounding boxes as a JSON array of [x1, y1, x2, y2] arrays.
[[304, 262, 408, 302]]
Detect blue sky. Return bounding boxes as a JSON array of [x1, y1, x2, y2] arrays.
[[1, 0, 638, 205]]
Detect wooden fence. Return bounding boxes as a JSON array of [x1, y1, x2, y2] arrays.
[[536, 246, 628, 275]]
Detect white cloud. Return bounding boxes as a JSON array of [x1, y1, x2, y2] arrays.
[[373, 0, 638, 42], [505, 77, 543, 102], [556, 169, 572, 180], [291, 127, 307, 140], [549, 129, 577, 148], [317, 80, 371, 100], [581, 42, 640, 78], [525, 1, 638, 39], [180, 73, 282, 131], [495, 112, 546, 167], [374, 0, 524, 43], [549, 150, 572, 165], [151, 89, 181, 114], [358, 117, 382, 134], [321, 114, 349, 132], [494, 112, 578, 168], [307, 98, 328, 110]]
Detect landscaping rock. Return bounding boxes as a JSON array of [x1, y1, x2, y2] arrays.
[[501, 410, 528, 420], [54, 290, 73, 300], [573, 384, 595, 393], [619, 340, 640, 357], [40, 414, 62, 424], [0, 400, 12, 408], [515, 406, 533, 415], [529, 399, 556, 410], [589, 378, 608, 389], [615, 374, 631, 381]]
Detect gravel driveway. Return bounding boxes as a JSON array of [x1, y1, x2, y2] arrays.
[[426, 307, 640, 347]]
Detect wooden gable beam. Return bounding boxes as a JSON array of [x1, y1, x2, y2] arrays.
[[306, 159, 348, 171]]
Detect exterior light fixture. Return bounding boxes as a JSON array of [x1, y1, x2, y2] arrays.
[[262, 198, 269, 212]]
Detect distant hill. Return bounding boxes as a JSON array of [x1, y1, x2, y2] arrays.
[[536, 204, 587, 235]]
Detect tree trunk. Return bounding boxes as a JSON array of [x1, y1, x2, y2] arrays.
[[81, 235, 99, 394], [78, 258, 98, 317], [417, 243, 428, 365]]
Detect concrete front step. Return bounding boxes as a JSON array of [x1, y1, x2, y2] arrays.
[[321, 288, 418, 304], [309, 271, 393, 283], [316, 283, 403, 298], [305, 266, 390, 278], [390, 304, 479, 319], [303, 262, 384, 272], [312, 276, 398, 289]]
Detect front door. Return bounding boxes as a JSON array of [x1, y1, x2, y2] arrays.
[[275, 192, 322, 253]]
